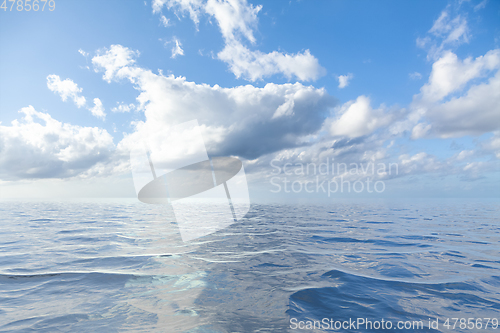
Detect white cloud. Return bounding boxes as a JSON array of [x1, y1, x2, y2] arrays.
[[85, 43, 498, 191], [329, 96, 393, 138], [429, 10, 469, 44], [419, 70, 500, 138], [0, 106, 116, 180], [160, 15, 170, 26], [409, 72, 422, 80], [89, 98, 106, 120], [474, 0, 488, 11], [411, 122, 432, 139], [272, 96, 294, 119], [399, 152, 443, 174], [455, 149, 475, 161], [153, 0, 325, 81], [152, 0, 204, 26], [204, 0, 261, 43], [171, 37, 184, 58], [78, 49, 89, 57], [209, 0, 324, 81], [46, 74, 108, 120], [218, 43, 325, 81], [429, 9, 469, 43], [409, 5, 500, 140], [481, 132, 500, 158], [337, 73, 353, 88], [419, 49, 500, 103], [111, 103, 135, 113], [395, 148, 498, 182], [416, 36, 430, 49], [92, 45, 334, 160], [46, 74, 86, 108], [418, 9, 470, 60], [411, 49, 500, 138], [92, 45, 140, 83]]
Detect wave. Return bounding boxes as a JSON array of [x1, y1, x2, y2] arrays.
[[288, 269, 500, 332]]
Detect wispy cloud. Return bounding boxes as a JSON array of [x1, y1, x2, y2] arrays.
[[417, 8, 470, 60], [409, 72, 422, 80], [46, 75, 86, 108], [111, 103, 135, 113], [171, 37, 184, 58], [473, 0, 488, 11], [152, 0, 325, 81], [78, 49, 89, 57], [160, 15, 170, 27], [46, 74, 107, 120]]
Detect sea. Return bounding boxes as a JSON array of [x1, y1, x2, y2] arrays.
[[0, 198, 499, 332]]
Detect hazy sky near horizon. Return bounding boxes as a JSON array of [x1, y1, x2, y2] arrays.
[[0, 0, 499, 200]]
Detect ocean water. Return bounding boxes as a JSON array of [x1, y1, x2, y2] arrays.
[[0, 199, 499, 332]]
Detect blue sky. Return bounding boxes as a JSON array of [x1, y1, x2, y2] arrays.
[[0, 0, 499, 200]]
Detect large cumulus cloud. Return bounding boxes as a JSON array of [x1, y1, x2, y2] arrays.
[[93, 45, 336, 160]]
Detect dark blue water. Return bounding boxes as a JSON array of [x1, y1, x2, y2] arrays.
[[0, 199, 499, 332]]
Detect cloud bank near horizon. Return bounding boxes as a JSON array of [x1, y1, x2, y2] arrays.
[[0, 0, 498, 198]]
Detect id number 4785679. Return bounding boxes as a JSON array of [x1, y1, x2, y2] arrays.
[[1, 0, 55, 11]]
